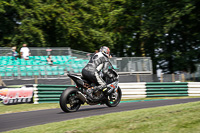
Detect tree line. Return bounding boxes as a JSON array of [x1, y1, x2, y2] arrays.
[[0, 0, 200, 73]]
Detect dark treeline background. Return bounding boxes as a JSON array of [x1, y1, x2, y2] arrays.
[[0, 0, 200, 74]]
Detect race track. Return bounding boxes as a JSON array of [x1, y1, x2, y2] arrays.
[[0, 98, 200, 132]]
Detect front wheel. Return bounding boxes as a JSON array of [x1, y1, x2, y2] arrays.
[[105, 87, 122, 107], [59, 87, 81, 112]]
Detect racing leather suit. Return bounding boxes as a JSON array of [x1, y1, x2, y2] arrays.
[[82, 52, 113, 91]]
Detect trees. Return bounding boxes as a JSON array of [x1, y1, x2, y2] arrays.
[[0, 0, 200, 73], [142, 0, 200, 73], [0, 0, 125, 51], [123, 0, 200, 73]]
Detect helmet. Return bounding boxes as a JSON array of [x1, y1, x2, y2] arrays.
[[100, 46, 110, 58]]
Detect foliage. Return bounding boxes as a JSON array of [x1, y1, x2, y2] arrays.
[[0, 0, 200, 73]]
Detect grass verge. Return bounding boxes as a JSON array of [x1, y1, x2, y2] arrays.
[[4, 101, 200, 133], [0, 103, 60, 114]]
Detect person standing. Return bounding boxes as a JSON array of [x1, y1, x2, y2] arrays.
[[20, 44, 31, 60]]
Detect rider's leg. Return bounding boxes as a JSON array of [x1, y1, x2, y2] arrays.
[[82, 69, 107, 98], [85, 72, 107, 98], [90, 71, 107, 92]]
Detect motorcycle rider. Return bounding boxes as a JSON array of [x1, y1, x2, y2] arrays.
[[82, 46, 114, 99]]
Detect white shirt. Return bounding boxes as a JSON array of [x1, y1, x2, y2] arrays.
[[20, 47, 30, 59]]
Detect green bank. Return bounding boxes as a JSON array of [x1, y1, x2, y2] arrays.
[[4, 101, 200, 133]]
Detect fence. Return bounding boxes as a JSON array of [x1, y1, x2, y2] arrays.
[[33, 82, 200, 103], [29, 47, 91, 58], [0, 47, 91, 57], [0, 47, 153, 74], [110, 57, 152, 73], [29, 47, 72, 56], [0, 47, 12, 56]]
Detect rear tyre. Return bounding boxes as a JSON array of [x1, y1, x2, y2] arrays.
[[59, 87, 81, 112], [105, 87, 122, 107]]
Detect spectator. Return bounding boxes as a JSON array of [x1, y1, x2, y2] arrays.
[[47, 55, 53, 65], [20, 44, 31, 60], [11, 46, 18, 60]]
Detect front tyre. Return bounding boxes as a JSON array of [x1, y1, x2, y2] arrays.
[[105, 87, 122, 107], [59, 87, 81, 112]]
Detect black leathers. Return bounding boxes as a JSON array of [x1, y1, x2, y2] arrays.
[[82, 52, 113, 90]]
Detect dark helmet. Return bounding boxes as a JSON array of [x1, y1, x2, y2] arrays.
[[100, 46, 110, 58]]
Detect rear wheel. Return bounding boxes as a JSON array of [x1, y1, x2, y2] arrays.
[[105, 87, 122, 107], [59, 87, 81, 112]]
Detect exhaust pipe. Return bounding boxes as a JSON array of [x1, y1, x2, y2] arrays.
[[77, 91, 87, 103]]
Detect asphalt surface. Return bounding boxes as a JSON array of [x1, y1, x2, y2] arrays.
[[0, 98, 200, 132]]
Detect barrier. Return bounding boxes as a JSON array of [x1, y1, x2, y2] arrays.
[[0, 86, 34, 105], [32, 82, 200, 104], [120, 82, 200, 99], [33, 84, 75, 104]]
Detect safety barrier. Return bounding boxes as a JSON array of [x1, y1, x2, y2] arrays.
[[33, 82, 200, 104], [33, 84, 75, 104], [0, 85, 34, 105], [120, 82, 200, 99]]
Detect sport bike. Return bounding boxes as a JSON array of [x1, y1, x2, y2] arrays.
[[59, 68, 122, 112]]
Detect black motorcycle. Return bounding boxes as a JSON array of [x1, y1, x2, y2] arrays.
[[59, 68, 122, 112]]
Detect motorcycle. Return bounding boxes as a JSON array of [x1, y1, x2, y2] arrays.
[[59, 68, 122, 112]]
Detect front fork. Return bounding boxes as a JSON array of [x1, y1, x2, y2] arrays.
[[104, 81, 119, 101], [106, 81, 119, 94]]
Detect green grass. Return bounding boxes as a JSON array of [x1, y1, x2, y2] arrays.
[[4, 101, 200, 133], [0, 103, 60, 114]]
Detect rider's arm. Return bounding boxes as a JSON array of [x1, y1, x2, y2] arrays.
[[102, 61, 113, 78]]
